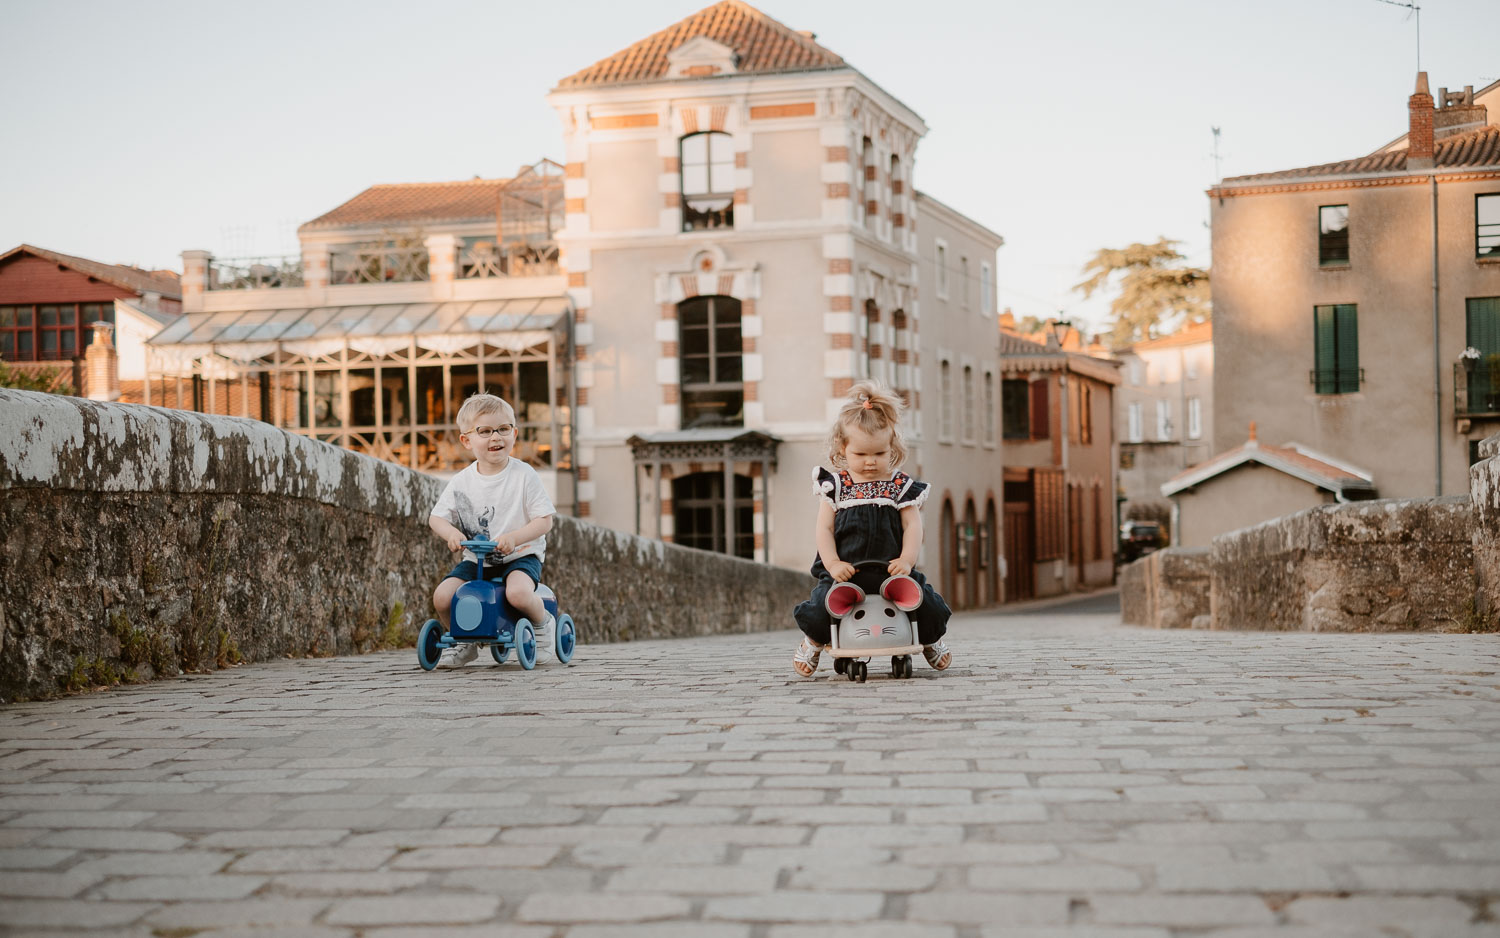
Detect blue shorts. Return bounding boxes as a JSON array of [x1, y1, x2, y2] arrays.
[[444, 553, 542, 586]]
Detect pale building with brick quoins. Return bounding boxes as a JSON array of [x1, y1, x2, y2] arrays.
[[547, 0, 1005, 604], [1207, 72, 1500, 519]]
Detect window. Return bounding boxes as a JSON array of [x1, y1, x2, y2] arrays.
[[1319, 204, 1349, 267], [862, 137, 877, 230], [935, 240, 949, 298], [1312, 303, 1360, 394], [673, 471, 754, 558], [939, 359, 954, 439], [960, 257, 970, 310], [678, 295, 743, 427], [1030, 378, 1050, 441], [681, 131, 735, 231], [1466, 296, 1500, 411], [962, 365, 975, 442], [1128, 401, 1143, 442], [1078, 383, 1093, 445], [1479, 194, 1500, 257], [980, 262, 993, 315], [889, 154, 902, 222], [1002, 378, 1030, 440], [0, 305, 35, 360], [37, 305, 77, 360], [1188, 396, 1202, 439], [983, 371, 996, 445], [1156, 401, 1170, 440]]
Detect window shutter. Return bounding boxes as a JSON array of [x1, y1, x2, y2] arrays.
[[1335, 304, 1359, 393], [1468, 297, 1500, 355], [1313, 306, 1337, 394], [1030, 378, 1049, 440]]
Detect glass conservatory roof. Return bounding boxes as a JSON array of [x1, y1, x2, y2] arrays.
[[148, 296, 571, 346]]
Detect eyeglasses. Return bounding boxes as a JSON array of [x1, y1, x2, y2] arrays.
[[465, 425, 517, 439]]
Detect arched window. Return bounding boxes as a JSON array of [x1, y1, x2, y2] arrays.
[[983, 371, 996, 445], [680, 132, 735, 231], [673, 471, 754, 559], [678, 295, 743, 428]]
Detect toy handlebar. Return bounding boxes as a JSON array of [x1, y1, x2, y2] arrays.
[[459, 538, 500, 555]]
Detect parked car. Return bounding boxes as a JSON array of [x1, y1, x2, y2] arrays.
[[1119, 521, 1164, 564]]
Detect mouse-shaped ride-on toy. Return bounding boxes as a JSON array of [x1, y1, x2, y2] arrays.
[[416, 538, 576, 671], [824, 562, 924, 682]]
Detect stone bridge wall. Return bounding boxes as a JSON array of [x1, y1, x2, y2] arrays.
[[1122, 434, 1499, 632], [0, 390, 807, 701], [1118, 547, 1212, 630]]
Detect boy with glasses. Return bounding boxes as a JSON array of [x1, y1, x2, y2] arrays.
[[428, 393, 557, 668]]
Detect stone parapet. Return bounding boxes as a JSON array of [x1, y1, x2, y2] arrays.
[[1471, 432, 1500, 629], [1119, 547, 1212, 629], [1211, 496, 1474, 631], [0, 390, 805, 701]]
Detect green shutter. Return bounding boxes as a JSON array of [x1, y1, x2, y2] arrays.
[[1468, 297, 1500, 356], [1335, 304, 1359, 393], [1313, 306, 1337, 393]]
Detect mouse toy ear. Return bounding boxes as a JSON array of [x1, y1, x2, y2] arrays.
[[880, 575, 922, 612], [826, 582, 865, 618]]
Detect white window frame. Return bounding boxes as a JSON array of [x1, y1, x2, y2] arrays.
[[1127, 402, 1142, 443], [939, 356, 955, 442], [962, 364, 976, 444], [960, 256, 970, 310], [1156, 400, 1171, 441], [980, 261, 993, 315], [935, 239, 950, 299], [1188, 396, 1202, 439], [982, 369, 996, 446]]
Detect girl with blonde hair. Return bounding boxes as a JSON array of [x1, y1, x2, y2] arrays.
[[791, 381, 952, 676]]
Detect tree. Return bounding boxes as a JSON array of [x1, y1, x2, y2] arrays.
[[0, 359, 74, 394], [1074, 238, 1209, 347]]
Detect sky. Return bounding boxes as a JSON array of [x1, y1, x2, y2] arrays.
[[2, 0, 1497, 336]]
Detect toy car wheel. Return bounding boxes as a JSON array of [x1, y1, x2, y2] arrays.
[[417, 619, 442, 671], [516, 620, 537, 670], [891, 656, 903, 678], [491, 642, 510, 665], [903, 655, 914, 678], [555, 613, 576, 664], [853, 661, 867, 683], [833, 657, 848, 675]]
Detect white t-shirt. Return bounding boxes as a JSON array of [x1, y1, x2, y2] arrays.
[[431, 458, 556, 564]]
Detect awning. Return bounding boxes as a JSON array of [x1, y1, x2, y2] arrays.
[[148, 296, 571, 348]]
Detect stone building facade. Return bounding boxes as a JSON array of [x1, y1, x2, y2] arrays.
[[1209, 73, 1500, 514], [546, 0, 1005, 600]]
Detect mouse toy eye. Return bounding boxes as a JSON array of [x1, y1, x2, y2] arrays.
[[884, 608, 896, 617], [853, 610, 865, 619]]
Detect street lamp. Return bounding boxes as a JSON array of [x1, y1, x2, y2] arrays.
[[1050, 317, 1073, 349]]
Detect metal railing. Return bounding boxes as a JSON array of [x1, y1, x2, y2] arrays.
[[330, 245, 429, 284], [208, 256, 304, 290], [1455, 361, 1500, 417], [459, 240, 561, 279]]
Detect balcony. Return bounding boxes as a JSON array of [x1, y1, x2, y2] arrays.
[[1455, 361, 1500, 418], [330, 243, 429, 285], [208, 256, 304, 290]]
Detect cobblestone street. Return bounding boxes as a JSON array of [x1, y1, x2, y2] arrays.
[[3, 594, 1500, 936]]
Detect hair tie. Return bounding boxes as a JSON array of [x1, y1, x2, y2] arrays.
[[861, 398, 873, 410]]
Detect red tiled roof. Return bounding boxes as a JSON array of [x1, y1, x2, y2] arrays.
[[1163, 438, 1373, 497], [300, 178, 510, 231], [1221, 124, 1500, 185], [0, 244, 181, 298], [1129, 320, 1212, 352], [555, 0, 845, 89]]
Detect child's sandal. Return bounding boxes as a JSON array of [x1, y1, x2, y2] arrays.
[[793, 638, 823, 676], [922, 639, 952, 671]]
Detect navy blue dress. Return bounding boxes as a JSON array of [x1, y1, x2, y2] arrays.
[[792, 466, 952, 645]]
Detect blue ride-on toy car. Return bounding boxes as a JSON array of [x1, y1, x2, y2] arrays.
[[416, 538, 576, 671]]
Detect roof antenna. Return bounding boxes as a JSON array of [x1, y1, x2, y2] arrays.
[[1210, 126, 1223, 183], [1373, 0, 1420, 73]]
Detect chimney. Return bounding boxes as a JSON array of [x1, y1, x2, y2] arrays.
[[85, 322, 119, 402], [1408, 71, 1435, 170]]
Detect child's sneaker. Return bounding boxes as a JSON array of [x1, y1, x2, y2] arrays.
[[533, 614, 555, 663], [792, 637, 822, 677], [437, 642, 478, 669], [922, 639, 952, 671]]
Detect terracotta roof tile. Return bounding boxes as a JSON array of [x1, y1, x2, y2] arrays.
[[1, 244, 182, 298], [555, 0, 845, 89], [300, 178, 510, 231], [1222, 124, 1500, 185], [1128, 320, 1213, 352]]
